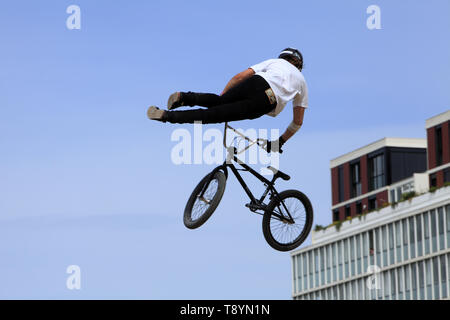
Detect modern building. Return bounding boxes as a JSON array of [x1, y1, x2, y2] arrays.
[[330, 138, 427, 222], [427, 111, 450, 189], [291, 110, 450, 300]]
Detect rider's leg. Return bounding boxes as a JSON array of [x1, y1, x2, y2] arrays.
[[164, 94, 274, 124], [173, 75, 270, 109]]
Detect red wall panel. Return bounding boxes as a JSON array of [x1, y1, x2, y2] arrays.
[[437, 170, 444, 188], [442, 121, 450, 165], [377, 190, 389, 207], [343, 162, 351, 201], [361, 155, 368, 195], [331, 167, 339, 206], [427, 127, 436, 169], [350, 202, 357, 218]]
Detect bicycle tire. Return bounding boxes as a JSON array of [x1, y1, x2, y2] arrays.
[[262, 189, 313, 252], [184, 171, 226, 229]]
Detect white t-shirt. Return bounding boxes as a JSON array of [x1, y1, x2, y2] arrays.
[[250, 58, 308, 117]]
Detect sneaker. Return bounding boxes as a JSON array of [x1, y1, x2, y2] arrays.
[[167, 92, 184, 110], [147, 106, 166, 121]]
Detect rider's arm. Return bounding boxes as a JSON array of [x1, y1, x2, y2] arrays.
[[280, 106, 305, 142], [221, 68, 255, 95]]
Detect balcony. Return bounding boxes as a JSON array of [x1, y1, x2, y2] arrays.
[[388, 173, 429, 203]]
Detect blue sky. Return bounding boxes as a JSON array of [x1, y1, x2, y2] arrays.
[[0, 0, 449, 299]]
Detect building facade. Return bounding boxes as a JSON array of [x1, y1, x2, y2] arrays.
[[292, 188, 450, 300], [292, 110, 450, 300], [329, 110, 450, 223], [426, 111, 450, 189], [330, 138, 427, 222]]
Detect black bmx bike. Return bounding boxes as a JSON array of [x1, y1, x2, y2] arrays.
[[183, 123, 313, 252]]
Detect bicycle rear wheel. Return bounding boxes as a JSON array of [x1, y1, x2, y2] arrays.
[[262, 190, 313, 251], [184, 171, 226, 229]]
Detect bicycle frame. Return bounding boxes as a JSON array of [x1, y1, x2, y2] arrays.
[[199, 123, 294, 221]]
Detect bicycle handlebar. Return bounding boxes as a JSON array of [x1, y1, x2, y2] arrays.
[[223, 123, 283, 154]]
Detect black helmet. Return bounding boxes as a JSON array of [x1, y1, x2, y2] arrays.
[[278, 48, 303, 71]]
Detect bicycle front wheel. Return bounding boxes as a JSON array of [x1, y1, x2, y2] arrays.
[[184, 171, 226, 229], [262, 190, 313, 252]]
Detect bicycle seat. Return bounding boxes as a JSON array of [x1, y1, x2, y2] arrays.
[[267, 166, 291, 181]]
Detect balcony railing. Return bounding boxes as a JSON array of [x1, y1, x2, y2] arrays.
[[388, 173, 429, 203]]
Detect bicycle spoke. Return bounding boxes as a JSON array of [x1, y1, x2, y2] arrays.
[[269, 197, 308, 245], [190, 178, 219, 222]]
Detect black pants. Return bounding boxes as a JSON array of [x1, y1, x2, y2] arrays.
[[165, 75, 276, 124]]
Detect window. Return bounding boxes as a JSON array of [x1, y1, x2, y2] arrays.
[[369, 153, 385, 191], [369, 231, 375, 265], [297, 256, 302, 292], [350, 237, 355, 277], [384, 272, 390, 300], [433, 257, 440, 299], [309, 252, 314, 289], [320, 247, 325, 286], [356, 202, 362, 215], [351, 162, 362, 197], [438, 207, 445, 250], [424, 212, 430, 255], [382, 226, 388, 267], [426, 259, 432, 299], [375, 229, 381, 266], [430, 173, 437, 188], [314, 249, 319, 287], [363, 232, 369, 271], [332, 243, 337, 282], [444, 168, 450, 183], [403, 219, 409, 261], [345, 206, 351, 219], [369, 196, 377, 211], [418, 261, 425, 299], [390, 269, 396, 300], [395, 221, 402, 263], [333, 209, 340, 222], [431, 209, 437, 253], [356, 235, 362, 275], [390, 189, 396, 203], [409, 217, 416, 259], [344, 239, 349, 278], [338, 241, 343, 281], [338, 165, 345, 202], [346, 282, 351, 300], [358, 279, 363, 300], [405, 266, 411, 300], [441, 255, 447, 298], [389, 224, 394, 264], [411, 263, 417, 300], [416, 215, 423, 257], [303, 253, 308, 290], [326, 246, 331, 284], [398, 268, 404, 300], [447, 205, 450, 249], [435, 125, 443, 166]]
